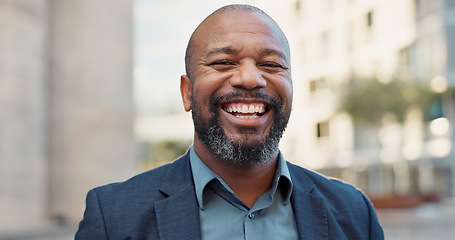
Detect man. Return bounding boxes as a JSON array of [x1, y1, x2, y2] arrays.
[[76, 4, 384, 239]]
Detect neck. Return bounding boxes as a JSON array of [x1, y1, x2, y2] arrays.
[[194, 139, 279, 208]]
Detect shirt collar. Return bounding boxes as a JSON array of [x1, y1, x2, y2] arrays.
[[189, 147, 217, 210], [275, 152, 293, 204], [189, 146, 293, 210]]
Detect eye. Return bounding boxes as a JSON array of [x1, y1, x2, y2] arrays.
[[210, 60, 235, 66], [259, 62, 287, 72], [209, 60, 236, 71]]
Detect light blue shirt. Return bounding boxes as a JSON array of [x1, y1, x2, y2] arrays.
[[189, 147, 298, 240]]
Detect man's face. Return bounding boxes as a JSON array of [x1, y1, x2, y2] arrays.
[[181, 11, 293, 166]]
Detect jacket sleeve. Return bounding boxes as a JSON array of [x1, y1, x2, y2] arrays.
[[361, 193, 384, 240], [75, 189, 108, 239]]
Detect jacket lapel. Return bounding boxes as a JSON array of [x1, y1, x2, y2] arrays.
[[155, 154, 201, 240], [153, 156, 330, 240], [289, 164, 329, 240]]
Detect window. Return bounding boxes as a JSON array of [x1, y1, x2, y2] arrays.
[[309, 77, 327, 93], [366, 11, 374, 27], [317, 121, 330, 138], [295, 0, 301, 12], [429, 98, 444, 120], [398, 44, 417, 80], [295, 0, 302, 22], [365, 11, 374, 41]]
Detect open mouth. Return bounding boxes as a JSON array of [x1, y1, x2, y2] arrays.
[[221, 102, 268, 119]]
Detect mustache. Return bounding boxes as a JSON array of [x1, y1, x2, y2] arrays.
[[209, 91, 282, 109]]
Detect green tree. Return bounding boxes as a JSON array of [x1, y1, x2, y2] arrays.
[[339, 79, 438, 125]]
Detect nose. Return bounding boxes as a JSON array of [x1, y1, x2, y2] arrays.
[[229, 60, 266, 90]]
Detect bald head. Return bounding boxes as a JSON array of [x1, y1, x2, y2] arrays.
[[184, 4, 290, 79]]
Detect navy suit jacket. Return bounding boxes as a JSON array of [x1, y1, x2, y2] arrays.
[[76, 153, 384, 239]]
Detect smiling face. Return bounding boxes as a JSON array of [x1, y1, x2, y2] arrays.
[[181, 8, 293, 166]]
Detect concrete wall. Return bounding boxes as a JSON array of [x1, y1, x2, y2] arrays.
[[0, 0, 137, 235], [0, 0, 50, 232], [48, 0, 137, 223]]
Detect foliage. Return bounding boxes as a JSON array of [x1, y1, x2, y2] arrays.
[[141, 140, 192, 170], [339, 78, 439, 126]]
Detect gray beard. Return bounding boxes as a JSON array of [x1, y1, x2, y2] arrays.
[[191, 92, 289, 167]]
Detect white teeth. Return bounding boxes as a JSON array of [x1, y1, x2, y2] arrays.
[[224, 104, 266, 115], [248, 105, 255, 113]]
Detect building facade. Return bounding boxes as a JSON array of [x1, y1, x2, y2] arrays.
[[132, 0, 455, 209], [0, 0, 137, 236], [253, 0, 455, 203]]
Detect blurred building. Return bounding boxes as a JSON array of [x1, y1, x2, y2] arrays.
[[0, 0, 137, 236], [133, 0, 455, 208], [256, 0, 455, 205]]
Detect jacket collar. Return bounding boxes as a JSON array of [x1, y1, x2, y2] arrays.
[[154, 153, 330, 240], [155, 153, 201, 240], [288, 162, 329, 240]]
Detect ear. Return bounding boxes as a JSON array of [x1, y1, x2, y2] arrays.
[[180, 75, 192, 112]]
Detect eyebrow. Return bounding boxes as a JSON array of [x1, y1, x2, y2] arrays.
[[205, 46, 288, 62], [260, 48, 288, 62], [205, 47, 238, 58]]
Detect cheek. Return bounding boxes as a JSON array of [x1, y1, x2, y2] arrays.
[[192, 83, 213, 104], [191, 84, 217, 118], [269, 76, 293, 108], [280, 73, 293, 95], [191, 73, 231, 104], [282, 80, 293, 99], [194, 66, 232, 88]]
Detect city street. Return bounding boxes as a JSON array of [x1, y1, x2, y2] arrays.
[[378, 198, 455, 239]]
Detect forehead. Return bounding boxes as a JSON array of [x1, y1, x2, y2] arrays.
[[193, 11, 290, 60]]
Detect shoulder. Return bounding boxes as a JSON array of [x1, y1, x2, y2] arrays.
[[287, 162, 369, 209], [92, 153, 191, 202], [287, 162, 384, 238], [76, 154, 194, 238]]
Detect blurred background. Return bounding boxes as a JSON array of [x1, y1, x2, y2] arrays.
[[1, 0, 455, 239]]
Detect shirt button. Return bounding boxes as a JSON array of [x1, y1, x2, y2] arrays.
[[248, 213, 255, 219]]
